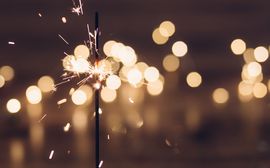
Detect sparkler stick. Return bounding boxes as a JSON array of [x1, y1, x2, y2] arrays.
[[94, 12, 100, 168]]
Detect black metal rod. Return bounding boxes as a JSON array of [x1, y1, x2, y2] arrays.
[[94, 12, 100, 168]]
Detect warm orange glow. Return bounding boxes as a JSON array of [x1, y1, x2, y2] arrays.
[[163, 54, 180, 72], [238, 81, 253, 96], [172, 41, 188, 57], [243, 48, 255, 63], [7, 99, 21, 113]]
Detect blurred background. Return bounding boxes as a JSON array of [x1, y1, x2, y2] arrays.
[[1, 0, 270, 167]]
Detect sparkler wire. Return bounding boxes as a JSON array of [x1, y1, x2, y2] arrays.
[[94, 12, 100, 168]]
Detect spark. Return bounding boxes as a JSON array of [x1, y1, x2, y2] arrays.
[[57, 98, 67, 105], [38, 114, 47, 123], [58, 34, 69, 45], [69, 88, 75, 95], [99, 108, 102, 114], [63, 123, 71, 132], [38, 13, 42, 17], [49, 150, 54, 159], [8, 41, 15, 45], [128, 97, 134, 103], [71, 0, 83, 15], [107, 134, 110, 140], [165, 138, 172, 147], [98, 160, 104, 168], [62, 17, 67, 23]]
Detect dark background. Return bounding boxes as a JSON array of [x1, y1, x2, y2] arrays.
[[1, 0, 270, 167]]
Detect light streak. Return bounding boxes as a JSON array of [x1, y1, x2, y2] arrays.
[[38, 114, 47, 123], [57, 98, 67, 105], [58, 34, 69, 45], [98, 160, 103, 167], [49, 150, 54, 159], [8, 41, 15, 45]]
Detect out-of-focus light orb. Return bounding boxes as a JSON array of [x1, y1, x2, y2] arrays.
[[62, 55, 75, 70], [74, 44, 90, 59], [212, 88, 229, 104], [172, 41, 188, 57], [268, 80, 270, 92], [103, 40, 116, 56], [37, 76, 54, 93], [253, 82, 267, 98], [254, 46, 269, 62], [147, 79, 164, 96], [247, 62, 262, 77], [159, 21, 175, 37], [78, 85, 93, 102], [7, 99, 21, 113], [101, 87, 117, 103], [127, 68, 143, 85], [106, 75, 121, 90], [111, 42, 125, 60], [71, 89, 87, 105], [0, 75, 5, 88], [120, 46, 137, 67], [74, 58, 90, 73], [144, 67, 159, 82], [230, 39, 246, 55], [0, 65, 15, 81], [135, 62, 149, 73], [26, 86, 42, 104], [163, 54, 180, 72], [243, 48, 255, 63], [186, 72, 202, 88], [152, 28, 169, 45], [238, 81, 253, 96]]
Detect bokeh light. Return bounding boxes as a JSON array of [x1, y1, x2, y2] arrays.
[[103, 40, 116, 56], [106, 75, 121, 90], [247, 62, 262, 77], [71, 89, 87, 105], [0, 75, 5, 88], [186, 72, 202, 88], [238, 81, 253, 96], [127, 68, 143, 85], [0, 65, 15, 81], [74, 44, 90, 59], [152, 28, 169, 45], [159, 21, 175, 37], [253, 82, 267, 98], [243, 48, 255, 63], [254, 46, 269, 62], [147, 79, 164, 96], [144, 67, 159, 82], [37, 76, 55, 93], [212, 88, 229, 104], [172, 41, 188, 57], [26, 86, 42, 104], [101, 87, 117, 103], [162, 54, 180, 72], [230, 39, 246, 55], [6, 98, 21, 113]]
